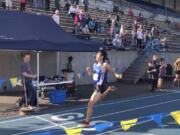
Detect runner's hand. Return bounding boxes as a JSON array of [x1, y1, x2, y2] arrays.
[[115, 74, 122, 79]]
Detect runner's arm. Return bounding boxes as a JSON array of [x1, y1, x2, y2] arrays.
[[104, 63, 122, 79]]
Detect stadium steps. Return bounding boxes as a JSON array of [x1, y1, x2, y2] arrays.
[[120, 53, 149, 84]]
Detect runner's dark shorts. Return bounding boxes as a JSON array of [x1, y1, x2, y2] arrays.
[[94, 84, 106, 94]]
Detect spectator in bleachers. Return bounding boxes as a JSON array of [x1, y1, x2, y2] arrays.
[[128, 5, 133, 16], [82, 24, 90, 40], [82, 24, 89, 34], [136, 25, 144, 50], [83, 0, 88, 12], [75, 5, 81, 14], [5, 0, 12, 10], [133, 20, 139, 32], [55, 0, 60, 10], [113, 34, 122, 49], [115, 14, 120, 23], [114, 17, 120, 34], [68, 5, 76, 18], [74, 22, 82, 34], [45, 0, 50, 11], [88, 17, 96, 33], [131, 28, 136, 46], [119, 25, 125, 38], [115, 21, 120, 34], [79, 9, 86, 27], [110, 19, 115, 37], [119, 24, 127, 48], [138, 10, 144, 22], [144, 30, 149, 45], [106, 15, 112, 27], [150, 26, 155, 38], [75, 0, 79, 5], [52, 10, 60, 25], [155, 26, 160, 37], [148, 31, 153, 41], [85, 14, 91, 24], [64, 0, 70, 11], [74, 13, 80, 26], [160, 37, 167, 49], [19, 0, 26, 11], [104, 35, 112, 47]]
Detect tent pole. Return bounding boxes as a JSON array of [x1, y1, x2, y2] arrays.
[[37, 51, 40, 107], [57, 52, 60, 75]]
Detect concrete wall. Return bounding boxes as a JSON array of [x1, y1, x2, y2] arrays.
[[0, 51, 137, 86], [157, 52, 180, 66], [0, 51, 179, 90]]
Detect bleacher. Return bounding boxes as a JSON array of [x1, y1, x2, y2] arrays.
[[0, 0, 179, 52], [125, 0, 180, 18]]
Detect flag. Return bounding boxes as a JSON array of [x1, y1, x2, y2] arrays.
[[65, 128, 82, 135], [10, 77, 17, 88], [150, 114, 163, 127], [120, 118, 138, 131], [171, 111, 180, 125], [77, 73, 81, 79]]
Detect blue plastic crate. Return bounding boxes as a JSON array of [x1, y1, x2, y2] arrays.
[[49, 90, 67, 104]]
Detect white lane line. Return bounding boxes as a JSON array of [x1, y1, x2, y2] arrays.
[[0, 92, 176, 124], [12, 98, 180, 135], [0, 116, 35, 124], [12, 116, 68, 135], [12, 125, 56, 135]]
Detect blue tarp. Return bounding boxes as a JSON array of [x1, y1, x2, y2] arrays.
[[0, 11, 103, 52]]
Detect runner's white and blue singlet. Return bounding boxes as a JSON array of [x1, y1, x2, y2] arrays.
[[93, 62, 106, 93]]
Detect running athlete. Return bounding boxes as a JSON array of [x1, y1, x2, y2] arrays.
[[82, 49, 122, 127]]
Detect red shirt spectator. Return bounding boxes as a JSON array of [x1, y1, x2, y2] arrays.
[[19, 0, 26, 3], [128, 6, 133, 16], [74, 14, 79, 26], [19, 0, 26, 11]]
